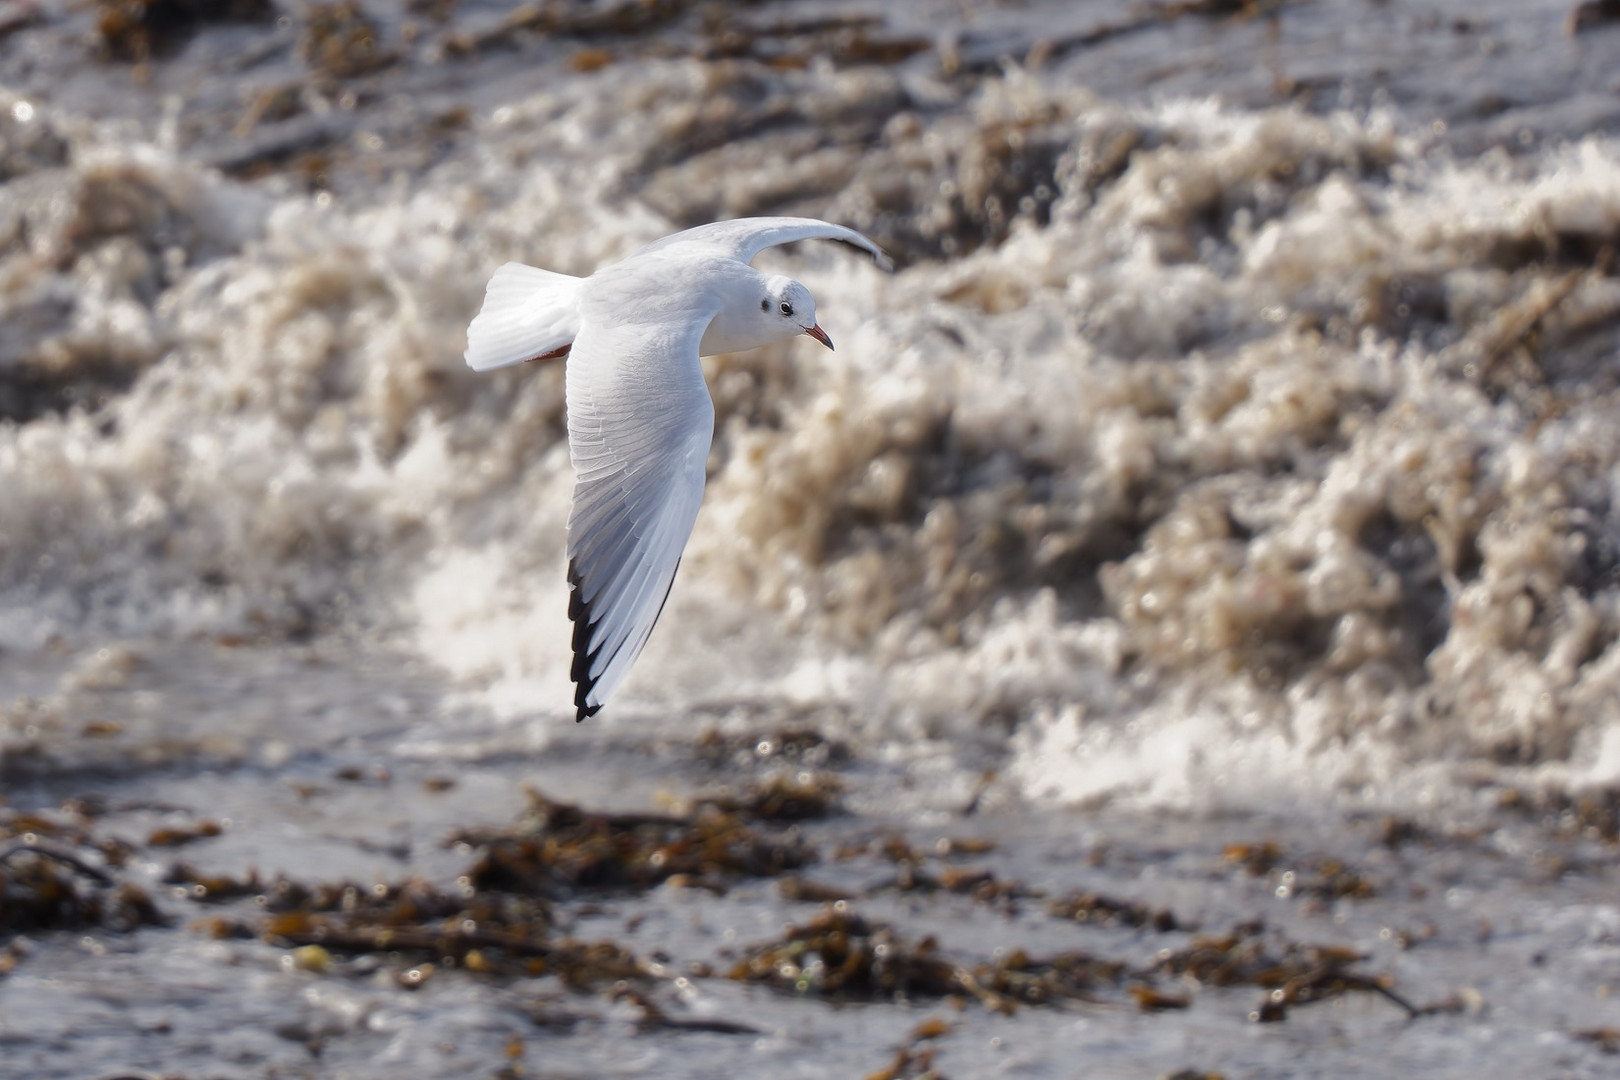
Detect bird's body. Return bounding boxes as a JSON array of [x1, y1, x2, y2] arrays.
[[464, 217, 889, 721]]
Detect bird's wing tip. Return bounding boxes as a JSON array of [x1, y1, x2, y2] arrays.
[[826, 233, 894, 272], [567, 560, 605, 719]]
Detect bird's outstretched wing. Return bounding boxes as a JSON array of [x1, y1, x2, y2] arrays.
[[637, 217, 894, 271], [564, 317, 715, 721]]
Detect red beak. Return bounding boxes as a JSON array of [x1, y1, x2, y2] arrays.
[[803, 324, 834, 351]]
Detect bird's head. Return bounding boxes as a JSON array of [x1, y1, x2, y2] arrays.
[[762, 276, 832, 350]]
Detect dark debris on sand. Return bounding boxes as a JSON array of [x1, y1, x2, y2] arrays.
[[450, 779, 826, 898], [727, 903, 1423, 1021], [95, 0, 273, 63], [0, 804, 167, 959], [1, 770, 1454, 1040], [1151, 921, 1424, 1022], [1497, 783, 1620, 844], [865, 1016, 958, 1080], [1048, 888, 1183, 931], [1222, 840, 1381, 901], [170, 775, 845, 986]]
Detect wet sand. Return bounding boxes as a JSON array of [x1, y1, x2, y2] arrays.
[[3, 2, 1620, 1077]]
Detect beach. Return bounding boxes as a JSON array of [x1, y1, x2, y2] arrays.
[[2, 2, 1619, 1076]]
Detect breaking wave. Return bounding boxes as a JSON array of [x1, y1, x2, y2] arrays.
[[5, 53, 1620, 810]]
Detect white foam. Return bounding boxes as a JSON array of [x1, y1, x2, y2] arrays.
[[6, 67, 1620, 812]]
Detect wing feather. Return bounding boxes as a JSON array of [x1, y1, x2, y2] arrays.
[[636, 216, 893, 271], [565, 318, 715, 720]]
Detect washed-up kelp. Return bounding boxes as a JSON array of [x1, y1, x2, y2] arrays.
[[732, 901, 1430, 1022], [1497, 783, 1620, 843], [0, 805, 166, 950], [184, 868, 644, 988], [1222, 841, 1380, 901], [170, 777, 840, 984], [4, 777, 1437, 1027], [1152, 922, 1422, 1022], [1047, 889, 1182, 931], [731, 906, 1126, 1013], [451, 782, 824, 898], [96, 0, 273, 62]]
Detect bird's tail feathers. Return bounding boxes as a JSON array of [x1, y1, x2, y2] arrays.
[[464, 262, 584, 372]]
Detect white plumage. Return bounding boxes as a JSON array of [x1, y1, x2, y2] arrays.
[[464, 217, 890, 720], [464, 262, 582, 371]]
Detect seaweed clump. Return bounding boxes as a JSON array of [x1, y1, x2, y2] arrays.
[[96, 0, 274, 63], [866, 1017, 957, 1080], [730, 906, 1124, 1012], [453, 783, 821, 898], [189, 869, 644, 987], [733, 901, 1423, 1022], [1222, 842, 1379, 901], [0, 806, 166, 948], [1152, 923, 1419, 1022], [297, 1, 397, 78], [695, 771, 845, 821], [730, 907, 966, 1001], [1048, 889, 1182, 931], [257, 877, 642, 989], [177, 778, 841, 986], [1496, 784, 1620, 843]]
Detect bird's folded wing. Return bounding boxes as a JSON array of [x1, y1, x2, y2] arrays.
[[639, 217, 894, 271], [564, 319, 715, 720]]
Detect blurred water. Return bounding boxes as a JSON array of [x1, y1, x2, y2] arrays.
[[2, 1, 1620, 1076]]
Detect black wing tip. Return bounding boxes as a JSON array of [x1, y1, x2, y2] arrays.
[[567, 560, 604, 722], [830, 235, 895, 272], [565, 556, 685, 725]]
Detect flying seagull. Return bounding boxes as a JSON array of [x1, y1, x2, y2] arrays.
[[464, 217, 891, 721]]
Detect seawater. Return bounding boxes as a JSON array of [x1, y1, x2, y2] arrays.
[[1, 2, 1618, 1077]]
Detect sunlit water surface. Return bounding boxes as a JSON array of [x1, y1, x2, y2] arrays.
[[2, 2, 1619, 1076]]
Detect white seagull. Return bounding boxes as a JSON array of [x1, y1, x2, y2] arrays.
[[464, 217, 891, 721]]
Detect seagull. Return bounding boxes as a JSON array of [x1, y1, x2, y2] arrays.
[[464, 217, 891, 721]]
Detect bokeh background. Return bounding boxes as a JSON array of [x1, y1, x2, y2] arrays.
[[2, 2, 1619, 1077]]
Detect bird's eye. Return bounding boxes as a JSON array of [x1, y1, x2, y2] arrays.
[[780, 301, 793, 316]]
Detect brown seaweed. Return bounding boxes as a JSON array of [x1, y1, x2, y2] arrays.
[[452, 783, 817, 898], [0, 809, 166, 944], [1568, 1, 1620, 35], [190, 870, 646, 988], [609, 985, 763, 1035], [1048, 890, 1182, 931], [147, 819, 224, 847], [866, 1018, 956, 1080], [165, 779, 836, 990], [694, 771, 844, 821], [1151, 923, 1419, 1021], [5, 780, 1439, 1029], [728, 907, 974, 1002], [96, 0, 273, 63], [1223, 841, 1379, 901], [1497, 783, 1620, 843], [729, 906, 1124, 1012], [1573, 1027, 1620, 1053], [296, 1, 397, 78]]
